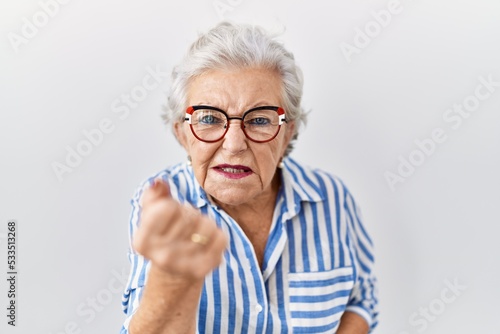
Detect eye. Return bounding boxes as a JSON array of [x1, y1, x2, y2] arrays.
[[196, 111, 224, 125], [246, 116, 271, 126], [199, 115, 215, 124]]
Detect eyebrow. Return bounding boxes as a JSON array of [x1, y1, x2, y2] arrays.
[[192, 102, 280, 112]]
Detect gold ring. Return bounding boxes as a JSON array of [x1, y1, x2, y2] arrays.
[[191, 233, 209, 246]]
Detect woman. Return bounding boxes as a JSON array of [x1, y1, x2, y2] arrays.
[[121, 22, 378, 334]]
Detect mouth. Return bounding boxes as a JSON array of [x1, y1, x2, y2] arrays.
[[213, 164, 253, 178]]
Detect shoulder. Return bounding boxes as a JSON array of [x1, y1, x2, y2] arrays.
[[284, 157, 353, 204]]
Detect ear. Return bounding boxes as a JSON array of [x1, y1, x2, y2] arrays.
[[285, 120, 295, 142], [278, 120, 295, 158], [283, 120, 296, 148], [173, 121, 189, 151]]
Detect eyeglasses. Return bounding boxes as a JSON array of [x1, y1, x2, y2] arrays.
[[184, 105, 287, 143]]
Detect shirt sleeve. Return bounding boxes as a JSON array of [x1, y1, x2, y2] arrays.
[[120, 180, 152, 333], [343, 187, 379, 332]]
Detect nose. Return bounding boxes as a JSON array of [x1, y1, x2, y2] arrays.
[[222, 119, 248, 153]]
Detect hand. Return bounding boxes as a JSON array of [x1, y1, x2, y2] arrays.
[[133, 178, 228, 280]]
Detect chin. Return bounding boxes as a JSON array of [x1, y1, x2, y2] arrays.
[[210, 189, 255, 207]]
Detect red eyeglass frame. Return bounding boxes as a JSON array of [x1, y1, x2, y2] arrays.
[[184, 105, 286, 143]]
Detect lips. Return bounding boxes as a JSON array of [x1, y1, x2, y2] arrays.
[[213, 164, 253, 179]]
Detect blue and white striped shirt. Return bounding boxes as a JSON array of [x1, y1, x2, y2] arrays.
[[121, 157, 378, 333]]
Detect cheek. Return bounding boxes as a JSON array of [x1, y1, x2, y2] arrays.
[[254, 143, 283, 172], [191, 143, 213, 163], [190, 142, 219, 176], [191, 153, 211, 188]]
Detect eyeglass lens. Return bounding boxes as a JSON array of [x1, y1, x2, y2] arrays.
[[190, 108, 281, 142]]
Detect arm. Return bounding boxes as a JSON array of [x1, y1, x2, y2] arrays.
[[342, 188, 379, 332], [123, 179, 227, 334], [129, 266, 203, 334], [336, 311, 370, 334]]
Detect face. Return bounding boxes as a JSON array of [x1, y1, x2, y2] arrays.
[[174, 67, 295, 208]]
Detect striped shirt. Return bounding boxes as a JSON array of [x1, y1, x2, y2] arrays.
[[121, 157, 379, 333]]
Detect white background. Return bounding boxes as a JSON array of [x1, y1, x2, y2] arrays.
[[1, 0, 499, 333]]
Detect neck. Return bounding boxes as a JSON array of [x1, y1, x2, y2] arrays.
[[214, 170, 282, 269], [215, 169, 281, 223]]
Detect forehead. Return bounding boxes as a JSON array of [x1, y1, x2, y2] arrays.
[[186, 67, 283, 109]]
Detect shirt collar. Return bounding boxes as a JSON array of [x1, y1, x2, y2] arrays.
[[279, 157, 324, 221], [184, 165, 210, 209]]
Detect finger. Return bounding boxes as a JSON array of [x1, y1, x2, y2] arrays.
[[188, 215, 219, 247], [190, 230, 229, 278], [141, 178, 171, 207], [143, 202, 202, 245], [182, 202, 199, 224], [141, 200, 182, 234], [133, 199, 183, 256]]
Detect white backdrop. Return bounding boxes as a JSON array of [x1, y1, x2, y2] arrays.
[[1, 0, 499, 333]]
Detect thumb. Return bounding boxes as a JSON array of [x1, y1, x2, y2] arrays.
[[141, 178, 171, 206]]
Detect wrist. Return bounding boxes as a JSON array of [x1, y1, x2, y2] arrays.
[[149, 264, 205, 289]]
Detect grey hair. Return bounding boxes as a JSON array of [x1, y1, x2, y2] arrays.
[[162, 21, 307, 156]]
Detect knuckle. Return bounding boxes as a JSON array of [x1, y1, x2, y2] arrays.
[[131, 239, 140, 253], [131, 234, 146, 255], [153, 252, 172, 269], [140, 200, 182, 231]]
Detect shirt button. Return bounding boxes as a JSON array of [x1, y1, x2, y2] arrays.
[[255, 304, 263, 313]]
